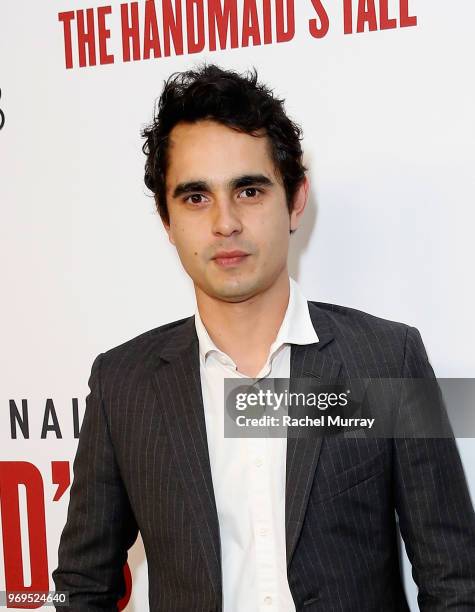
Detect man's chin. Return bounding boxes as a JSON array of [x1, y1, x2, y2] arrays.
[[206, 278, 259, 303]]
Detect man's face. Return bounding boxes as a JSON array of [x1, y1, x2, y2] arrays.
[[163, 119, 306, 302]]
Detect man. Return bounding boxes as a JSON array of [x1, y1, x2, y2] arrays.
[[53, 65, 475, 611]]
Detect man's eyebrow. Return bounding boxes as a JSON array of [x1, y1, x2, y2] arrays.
[[171, 174, 274, 199], [229, 174, 274, 190]]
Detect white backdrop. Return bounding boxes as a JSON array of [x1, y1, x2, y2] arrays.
[[1, 1, 474, 609]]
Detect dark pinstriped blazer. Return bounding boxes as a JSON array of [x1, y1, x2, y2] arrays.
[[53, 301, 475, 611]]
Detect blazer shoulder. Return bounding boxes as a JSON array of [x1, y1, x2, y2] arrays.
[[309, 300, 415, 360], [96, 315, 194, 377], [308, 301, 425, 376]]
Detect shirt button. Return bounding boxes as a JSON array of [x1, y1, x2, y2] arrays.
[[264, 595, 273, 605]]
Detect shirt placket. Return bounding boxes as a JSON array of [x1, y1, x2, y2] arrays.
[[247, 433, 280, 610], [247, 365, 281, 611]]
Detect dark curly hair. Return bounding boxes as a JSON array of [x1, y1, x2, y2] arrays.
[[141, 64, 307, 225]]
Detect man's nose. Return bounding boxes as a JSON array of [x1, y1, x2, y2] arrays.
[[211, 197, 243, 237]]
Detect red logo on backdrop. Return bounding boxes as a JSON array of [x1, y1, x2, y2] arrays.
[[0, 462, 132, 609], [57, 0, 418, 70]]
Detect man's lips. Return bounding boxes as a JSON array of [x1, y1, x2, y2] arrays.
[[212, 250, 250, 267]]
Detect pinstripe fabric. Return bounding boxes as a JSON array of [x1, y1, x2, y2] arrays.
[[52, 303, 475, 611]]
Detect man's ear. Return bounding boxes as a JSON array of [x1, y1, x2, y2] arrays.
[[289, 176, 309, 233], [161, 216, 176, 246]]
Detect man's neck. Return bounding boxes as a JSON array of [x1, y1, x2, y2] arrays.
[[195, 271, 290, 377]]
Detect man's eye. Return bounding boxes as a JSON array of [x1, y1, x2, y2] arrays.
[[239, 187, 260, 199], [185, 194, 206, 205]]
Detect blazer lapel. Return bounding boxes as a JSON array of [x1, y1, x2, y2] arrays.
[[150, 317, 222, 599], [285, 302, 342, 566]]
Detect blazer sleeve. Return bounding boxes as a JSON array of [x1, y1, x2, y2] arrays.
[[52, 353, 139, 611], [393, 327, 475, 610]]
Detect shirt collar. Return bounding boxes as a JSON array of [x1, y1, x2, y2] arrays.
[[194, 277, 319, 367]]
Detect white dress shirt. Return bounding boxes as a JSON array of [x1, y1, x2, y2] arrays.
[[194, 277, 319, 612]]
